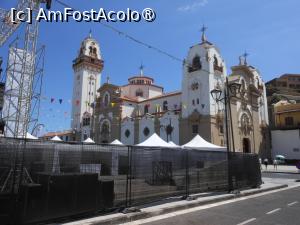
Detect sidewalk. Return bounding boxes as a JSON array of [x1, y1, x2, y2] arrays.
[[261, 165, 300, 174], [63, 180, 289, 225]]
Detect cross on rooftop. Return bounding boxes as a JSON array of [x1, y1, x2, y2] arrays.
[[139, 63, 145, 76], [201, 25, 208, 42], [243, 51, 249, 65]]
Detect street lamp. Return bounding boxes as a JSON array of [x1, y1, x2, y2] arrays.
[[211, 77, 241, 152], [211, 89, 222, 102], [210, 77, 241, 192], [160, 118, 173, 142]]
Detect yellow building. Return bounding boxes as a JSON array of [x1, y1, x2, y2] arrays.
[[274, 101, 300, 129]]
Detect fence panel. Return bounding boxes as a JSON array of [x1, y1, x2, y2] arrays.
[[0, 139, 129, 224], [187, 150, 228, 194], [129, 147, 187, 206], [229, 152, 262, 190]]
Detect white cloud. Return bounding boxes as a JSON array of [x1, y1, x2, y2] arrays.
[[178, 0, 208, 12]]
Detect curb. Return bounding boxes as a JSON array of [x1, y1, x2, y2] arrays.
[[65, 184, 288, 225], [262, 171, 300, 175]]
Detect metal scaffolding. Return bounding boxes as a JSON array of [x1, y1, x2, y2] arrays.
[[0, 0, 50, 194], [1, 0, 45, 139], [2, 43, 45, 138]]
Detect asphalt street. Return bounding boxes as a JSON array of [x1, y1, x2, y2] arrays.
[[262, 172, 300, 180], [137, 174, 300, 225]]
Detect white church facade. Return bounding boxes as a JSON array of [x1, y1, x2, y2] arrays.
[[71, 30, 270, 156]]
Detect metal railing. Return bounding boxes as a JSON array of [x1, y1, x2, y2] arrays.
[[0, 138, 262, 224]]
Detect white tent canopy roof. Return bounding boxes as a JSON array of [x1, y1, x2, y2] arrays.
[[137, 133, 173, 147], [17, 132, 38, 140], [168, 141, 179, 147], [183, 135, 226, 151], [111, 139, 124, 145], [26, 132, 38, 140], [83, 137, 95, 144], [51, 136, 62, 141]]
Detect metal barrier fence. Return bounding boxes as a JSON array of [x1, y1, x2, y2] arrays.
[[0, 138, 262, 224]]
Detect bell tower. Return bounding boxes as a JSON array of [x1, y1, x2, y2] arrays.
[[71, 31, 104, 140], [181, 26, 227, 118], [180, 27, 227, 145]]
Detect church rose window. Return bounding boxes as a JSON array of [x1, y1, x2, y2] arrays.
[[143, 127, 150, 136], [125, 129, 130, 138]]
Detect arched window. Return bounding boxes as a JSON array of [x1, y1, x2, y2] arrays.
[[92, 47, 98, 58], [214, 55, 223, 72], [103, 93, 110, 107], [101, 121, 110, 134], [163, 101, 168, 111], [144, 105, 149, 114], [83, 117, 90, 126], [214, 55, 219, 67], [89, 46, 93, 55], [189, 55, 202, 72], [136, 89, 143, 97]]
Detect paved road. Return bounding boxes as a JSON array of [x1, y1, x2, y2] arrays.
[[139, 186, 300, 225]]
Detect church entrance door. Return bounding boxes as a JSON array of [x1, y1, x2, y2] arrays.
[[243, 138, 251, 153]]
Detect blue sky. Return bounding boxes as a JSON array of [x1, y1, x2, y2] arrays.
[[0, 0, 300, 134]]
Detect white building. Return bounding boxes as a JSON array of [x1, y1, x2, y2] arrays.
[[71, 32, 104, 141], [78, 29, 269, 155], [271, 129, 300, 160]]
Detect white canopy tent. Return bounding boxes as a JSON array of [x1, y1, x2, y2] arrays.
[[182, 135, 226, 151], [110, 139, 124, 145], [137, 133, 174, 148], [17, 132, 38, 140], [26, 132, 38, 140], [51, 136, 62, 142], [168, 141, 179, 147], [83, 137, 95, 144]]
